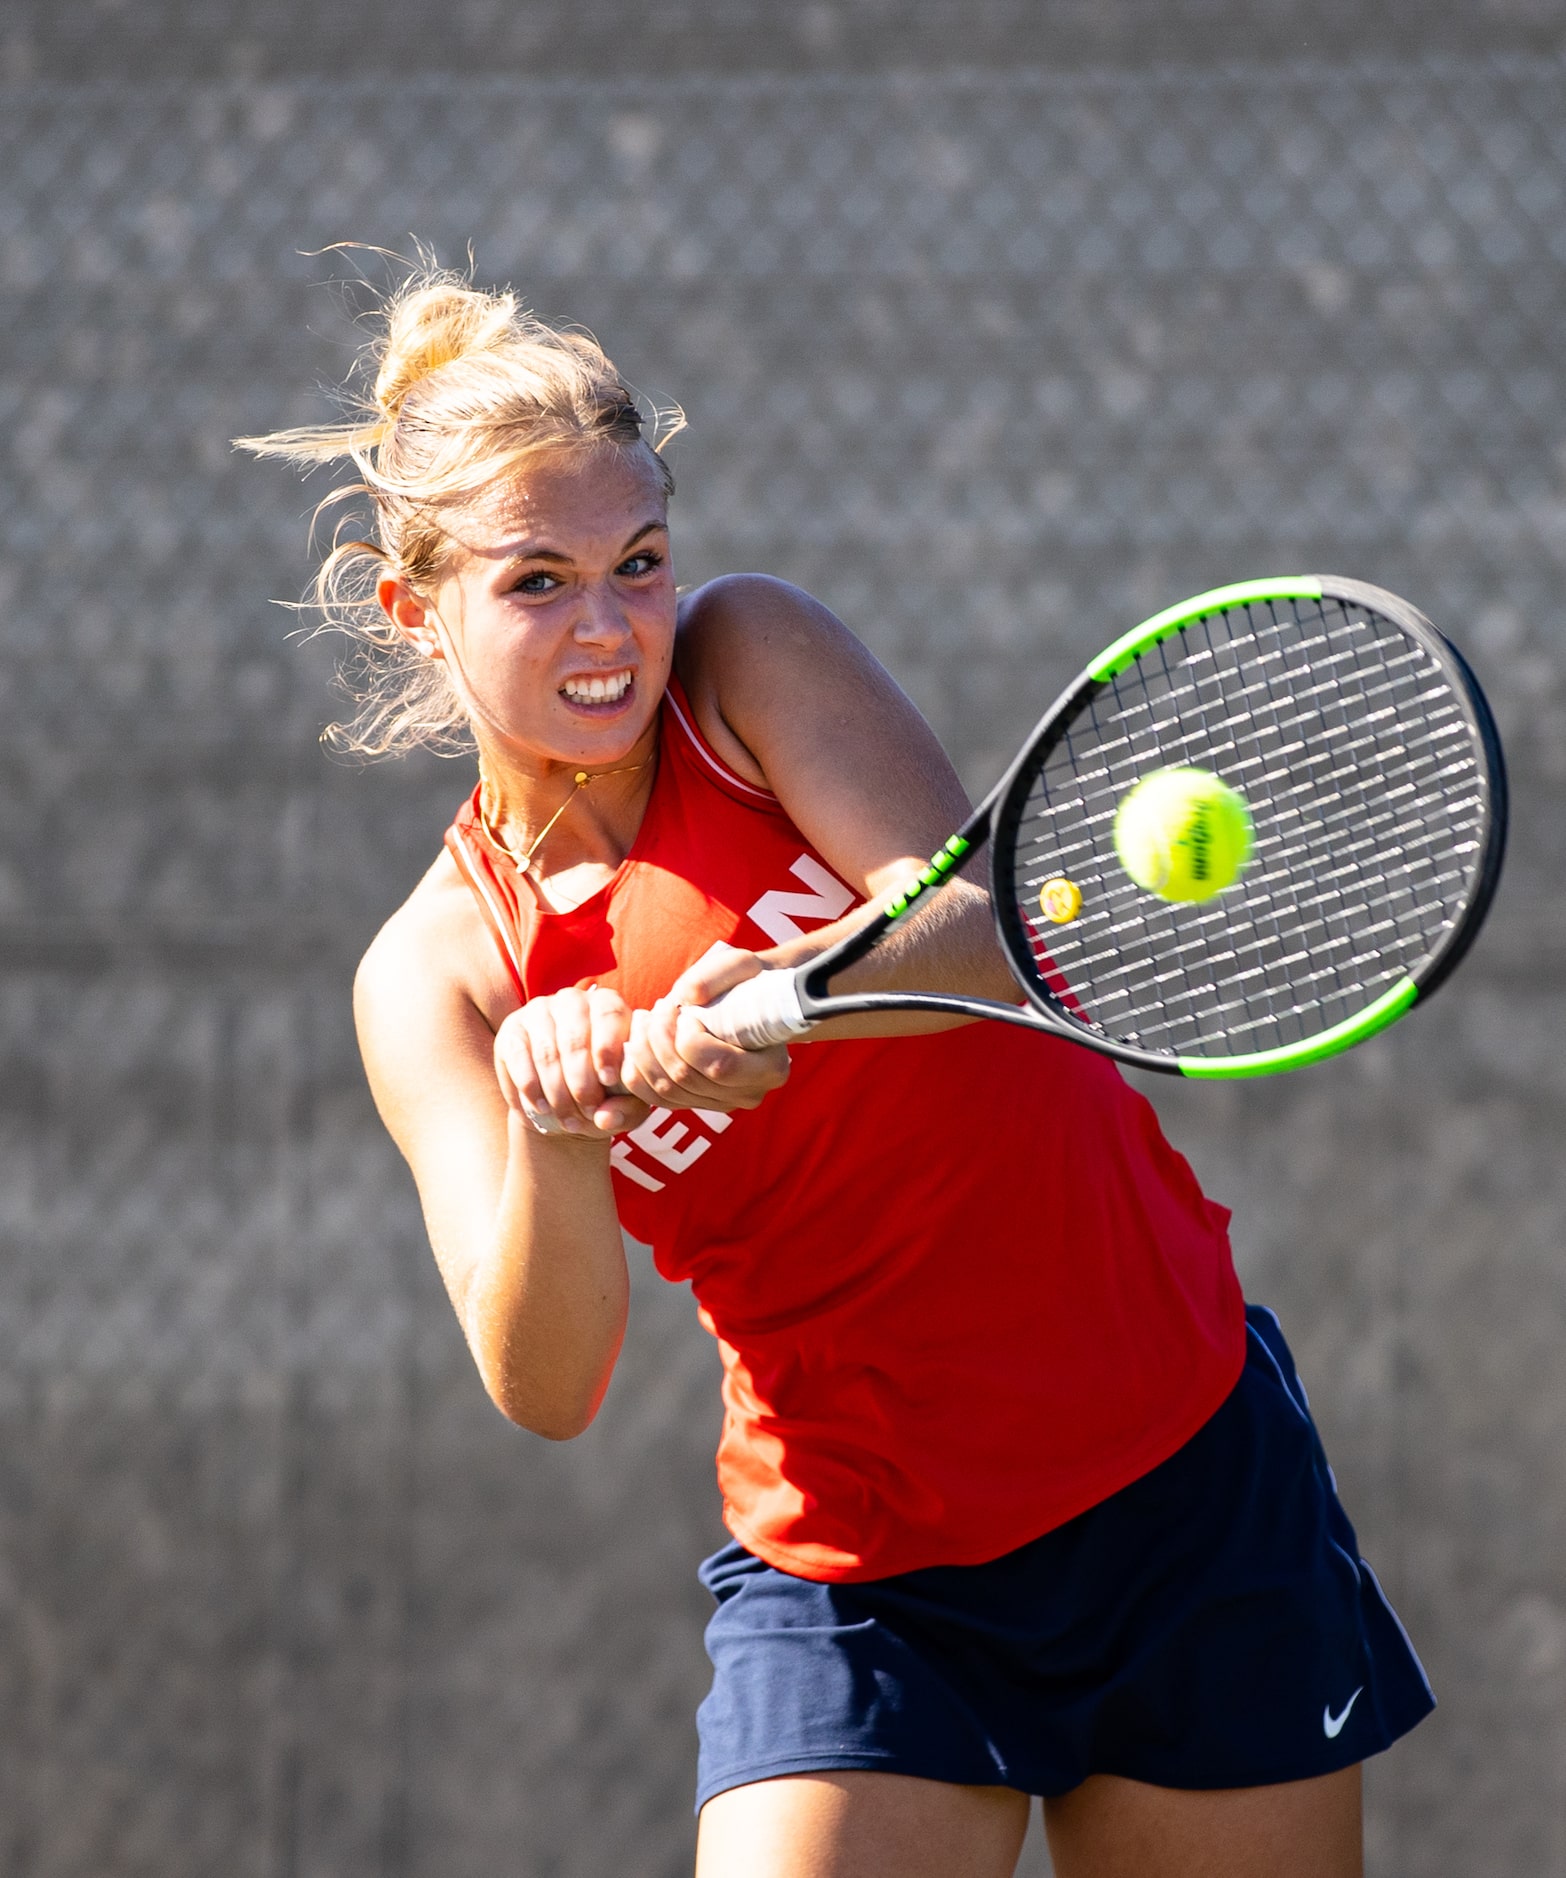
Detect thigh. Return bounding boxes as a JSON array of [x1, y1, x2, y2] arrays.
[[1044, 1765, 1362, 1878], [695, 1771, 1032, 1878]]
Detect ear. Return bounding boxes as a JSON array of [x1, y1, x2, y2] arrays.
[[377, 575, 445, 660]]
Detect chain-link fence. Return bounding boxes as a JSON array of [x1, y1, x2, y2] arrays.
[[3, 40, 1566, 1878], [5, 1, 1565, 83]]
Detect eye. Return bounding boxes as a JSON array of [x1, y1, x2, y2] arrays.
[[511, 570, 561, 596], [617, 550, 664, 579]]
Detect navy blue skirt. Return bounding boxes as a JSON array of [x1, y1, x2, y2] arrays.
[[695, 1305, 1433, 1809]]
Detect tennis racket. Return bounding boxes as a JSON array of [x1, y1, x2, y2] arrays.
[[695, 577, 1507, 1079]]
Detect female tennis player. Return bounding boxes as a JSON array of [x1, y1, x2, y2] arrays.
[[245, 267, 1433, 1877]]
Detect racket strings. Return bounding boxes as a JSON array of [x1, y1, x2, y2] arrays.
[[1009, 597, 1490, 1059]]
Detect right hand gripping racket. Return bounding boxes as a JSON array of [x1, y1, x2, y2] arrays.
[[695, 577, 1507, 1079]]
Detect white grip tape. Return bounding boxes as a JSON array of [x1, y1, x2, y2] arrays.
[[695, 969, 811, 1048]]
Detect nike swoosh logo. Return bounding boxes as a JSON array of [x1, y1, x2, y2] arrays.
[[1323, 1687, 1363, 1738]]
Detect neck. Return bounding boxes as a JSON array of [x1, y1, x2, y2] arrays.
[[476, 721, 660, 888]]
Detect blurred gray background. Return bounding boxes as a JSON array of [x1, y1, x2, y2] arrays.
[[4, 4, 1565, 1874]]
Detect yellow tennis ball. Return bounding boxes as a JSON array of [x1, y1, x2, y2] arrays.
[[1113, 767, 1252, 902]]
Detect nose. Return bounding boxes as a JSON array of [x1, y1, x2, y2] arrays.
[[571, 580, 634, 648]]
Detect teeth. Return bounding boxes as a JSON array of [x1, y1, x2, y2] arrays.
[[564, 671, 632, 702]]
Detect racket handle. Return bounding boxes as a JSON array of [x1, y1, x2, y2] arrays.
[[694, 969, 811, 1048]]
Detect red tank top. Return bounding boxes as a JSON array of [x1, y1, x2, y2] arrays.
[[447, 677, 1246, 1582]]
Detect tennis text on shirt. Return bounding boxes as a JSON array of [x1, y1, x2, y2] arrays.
[[445, 675, 1246, 1583]]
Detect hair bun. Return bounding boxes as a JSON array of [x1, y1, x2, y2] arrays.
[[373, 282, 519, 419], [236, 253, 685, 759]]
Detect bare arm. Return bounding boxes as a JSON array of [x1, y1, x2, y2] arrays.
[[607, 577, 1026, 1110], [462, 574, 1017, 1140], [353, 875, 789, 1434], [354, 904, 631, 1438], [690, 570, 1013, 1006], [680, 575, 1019, 1019]]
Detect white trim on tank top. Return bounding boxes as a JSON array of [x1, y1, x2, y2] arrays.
[[664, 686, 777, 801]]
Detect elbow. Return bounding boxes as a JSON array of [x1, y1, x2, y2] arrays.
[[464, 1285, 627, 1441], [481, 1365, 611, 1441], [501, 1398, 598, 1442], [531, 1420, 586, 1442]]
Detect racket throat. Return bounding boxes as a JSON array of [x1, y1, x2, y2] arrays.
[[800, 824, 987, 1006]]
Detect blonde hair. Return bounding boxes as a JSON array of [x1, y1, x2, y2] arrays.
[[238, 259, 683, 758]]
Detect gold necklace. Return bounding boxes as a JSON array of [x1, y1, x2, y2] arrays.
[[477, 755, 653, 876]]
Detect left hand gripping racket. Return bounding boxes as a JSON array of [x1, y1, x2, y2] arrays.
[[696, 577, 1508, 1078]]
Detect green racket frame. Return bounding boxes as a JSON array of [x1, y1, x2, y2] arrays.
[[702, 577, 1508, 1078]]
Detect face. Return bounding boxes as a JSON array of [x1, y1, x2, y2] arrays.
[[388, 445, 676, 775]]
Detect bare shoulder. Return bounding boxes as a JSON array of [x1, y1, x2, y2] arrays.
[[354, 850, 515, 1127], [677, 572, 890, 688], [672, 573, 968, 896], [679, 569, 843, 639], [675, 573, 914, 784], [357, 850, 479, 1012]]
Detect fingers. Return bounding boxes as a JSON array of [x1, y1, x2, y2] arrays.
[[494, 987, 645, 1138], [586, 984, 631, 1093], [493, 961, 791, 1142], [663, 941, 765, 1011], [621, 994, 791, 1112], [618, 943, 793, 1113], [583, 985, 646, 1132]]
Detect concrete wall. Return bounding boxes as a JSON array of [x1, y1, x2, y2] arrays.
[[3, 10, 1564, 1874]]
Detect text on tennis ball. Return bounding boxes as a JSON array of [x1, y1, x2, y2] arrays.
[[1111, 767, 1253, 903]]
